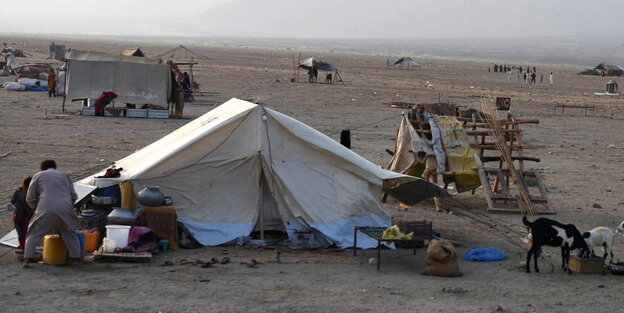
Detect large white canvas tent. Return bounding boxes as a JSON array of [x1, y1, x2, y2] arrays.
[[65, 50, 171, 106], [80, 98, 447, 248]]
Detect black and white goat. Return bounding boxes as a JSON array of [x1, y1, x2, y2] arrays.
[[523, 216, 589, 273], [581, 227, 616, 264]]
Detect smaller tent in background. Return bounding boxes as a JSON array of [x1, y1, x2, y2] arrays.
[[390, 57, 420, 70], [297, 57, 343, 84], [299, 57, 336, 72], [49, 42, 66, 61], [65, 50, 171, 107], [121, 48, 145, 57]]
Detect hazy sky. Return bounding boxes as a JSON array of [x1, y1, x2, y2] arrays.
[[4, 0, 624, 38]]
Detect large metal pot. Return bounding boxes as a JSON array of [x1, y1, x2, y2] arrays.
[[107, 207, 137, 226], [137, 185, 164, 207]]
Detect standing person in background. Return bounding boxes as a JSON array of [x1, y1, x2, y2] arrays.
[[530, 72, 537, 85], [47, 69, 57, 97], [549, 72, 554, 85], [540, 74, 544, 83], [507, 69, 512, 82], [533, 66, 536, 73], [10, 176, 33, 250], [22, 160, 79, 268]]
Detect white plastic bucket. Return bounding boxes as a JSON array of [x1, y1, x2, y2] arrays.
[[105, 225, 131, 248]]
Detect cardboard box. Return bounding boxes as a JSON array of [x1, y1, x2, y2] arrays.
[[569, 255, 604, 274]]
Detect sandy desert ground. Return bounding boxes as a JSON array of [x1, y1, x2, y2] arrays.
[[1, 36, 624, 313]]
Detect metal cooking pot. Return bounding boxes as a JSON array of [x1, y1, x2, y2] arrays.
[[91, 196, 115, 206]]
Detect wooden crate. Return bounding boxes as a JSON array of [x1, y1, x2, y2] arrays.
[[569, 255, 604, 274]]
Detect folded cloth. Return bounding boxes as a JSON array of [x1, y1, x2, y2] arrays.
[[461, 247, 508, 261]]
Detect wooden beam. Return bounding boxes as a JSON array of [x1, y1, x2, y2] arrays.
[[457, 117, 540, 124], [465, 129, 523, 136], [470, 144, 543, 150]]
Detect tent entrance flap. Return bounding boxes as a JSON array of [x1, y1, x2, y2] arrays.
[[253, 171, 284, 232]]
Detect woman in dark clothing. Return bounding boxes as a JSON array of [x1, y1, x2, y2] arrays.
[[11, 176, 33, 250]]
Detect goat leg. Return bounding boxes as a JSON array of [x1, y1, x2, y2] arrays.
[[526, 246, 536, 273], [563, 247, 572, 274]]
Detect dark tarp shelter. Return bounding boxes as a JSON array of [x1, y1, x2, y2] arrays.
[[299, 57, 336, 72], [392, 57, 420, 69], [594, 63, 624, 77]]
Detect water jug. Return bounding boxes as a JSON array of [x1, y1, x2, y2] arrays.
[[43, 234, 67, 265]]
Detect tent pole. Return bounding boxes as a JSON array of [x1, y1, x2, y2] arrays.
[[292, 53, 296, 81], [296, 53, 300, 83], [62, 63, 68, 113], [259, 165, 264, 241]]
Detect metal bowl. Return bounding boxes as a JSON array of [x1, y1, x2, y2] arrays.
[[609, 262, 624, 275], [162, 196, 173, 206]]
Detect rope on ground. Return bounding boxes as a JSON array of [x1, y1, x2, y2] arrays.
[[430, 197, 529, 250]]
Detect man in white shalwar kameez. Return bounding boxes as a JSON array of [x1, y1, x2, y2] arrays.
[[22, 160, 79, 268]]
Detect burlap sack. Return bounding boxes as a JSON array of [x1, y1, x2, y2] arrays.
[[421, 239, 462, 277]]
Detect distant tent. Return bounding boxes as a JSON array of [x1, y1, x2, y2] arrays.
[[593, 63, 624, 77], [392, 57, 420, 69], [49, 43, 66, 61], [79, 98, 448, 248], [299, 57, 336, 72], [65, 50, 171, 106], [121, 48, 145, 57]]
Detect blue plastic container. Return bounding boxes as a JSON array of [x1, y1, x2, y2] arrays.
[[75, 231, 86, 258]]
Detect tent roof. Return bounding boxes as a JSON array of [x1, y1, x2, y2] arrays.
[[68, 50, 162, 64], [299, 57, 336, 71]]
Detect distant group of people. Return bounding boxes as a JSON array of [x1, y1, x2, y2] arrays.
[[490, 64, 554, 85], [10, 160, 80, 268]]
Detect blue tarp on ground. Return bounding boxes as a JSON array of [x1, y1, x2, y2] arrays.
[[462, 247, 508, 261], [24, 85, 47, 91]]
